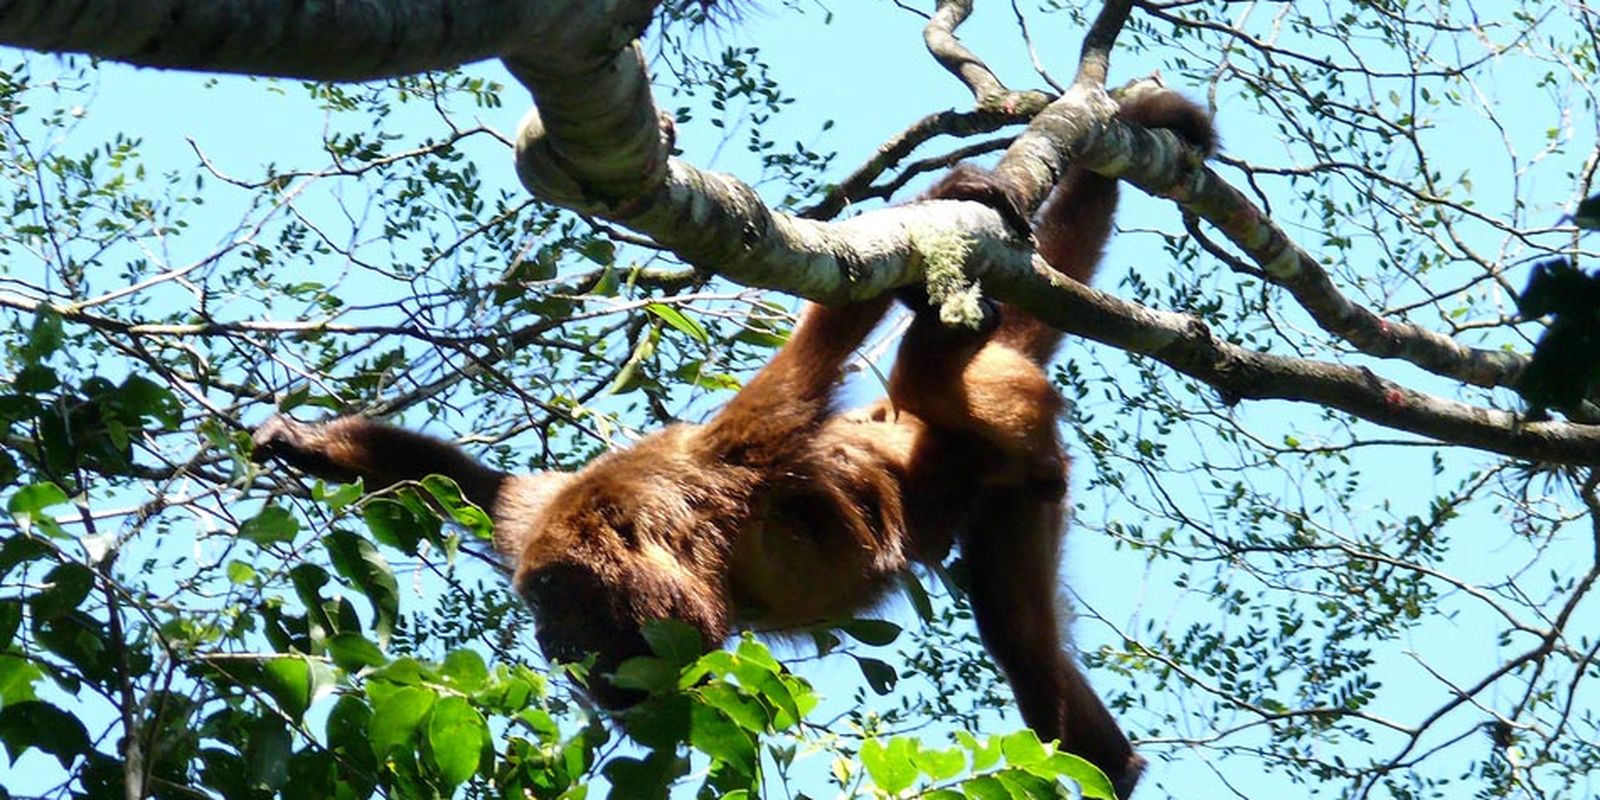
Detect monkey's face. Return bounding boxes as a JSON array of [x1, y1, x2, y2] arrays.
[[515, 558, 654, 709]]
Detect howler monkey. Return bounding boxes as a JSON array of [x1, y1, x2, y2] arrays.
[[252, 89, 1214, 798]]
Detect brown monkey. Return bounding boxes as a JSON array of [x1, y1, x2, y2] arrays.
[[252, 89, 1215, 798]]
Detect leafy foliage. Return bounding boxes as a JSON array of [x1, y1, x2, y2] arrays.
[[3, 2, 1600, 799]]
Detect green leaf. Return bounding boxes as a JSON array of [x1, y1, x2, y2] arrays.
[[1044, 752, 1119, 799], [29, 563, 94, 621], [957, 731, 1003, 772], [326, 632, 387, 671], [578, 237, 617, 265], [369, 685, 434, 758], [640, 618, 704, 665], [608, 328, 657, 396], [1575, 192, 1600, 230], [116, 375, 181, 429], [15, 364, 58, 393], [0, 655, 43, 707], [853, 654, 898, 695], [244, 715, 291, 791], [440, 649, 489, 693], [620, 691, 690, 750], [731, 637, 783, 674], [426, 695, 490, 788], [0, 701, 91, 767], [915, 745, 969, 782], [644, 302, 710, 343], [33, 611, 112, 684], [999, 729, 1048, 767], [238, 504, 299, 546], [697, 682, 770, 733], [225, 560, 256, 585], [899, 572, 936, 623], [7, 482, 69, 537], [839, 618, 902, 647], [993, 767, 1056, 798], [326, 694, 372, 749], [420, 475, 494, 541], [324, 530, 400, 645], [243, 655, 332, 723], [689, 702, 756, 777], [313, 480, 364, 511], [0, 536, 51, 582], [861, 737, 920, 795], [367, 657, 435, 687], [260, 657, 315, 721], [957, 775, 1012, 800], [602, 749, 684, 799], [26, 306, 64, 362], [610, 655, 680, 694], [0, 600, 22, 649], [361, 497, 428, 555], [289, 563, 336, 647], [590, 267, 620, 297]]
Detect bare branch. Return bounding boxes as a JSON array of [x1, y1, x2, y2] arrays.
[[923, 0, 1008, 100]]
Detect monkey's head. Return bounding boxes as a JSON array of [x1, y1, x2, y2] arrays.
[[488, 471, 574, 562], [515, 557, 654, 708], [502, 468, 722, 709], [513, 546, 716, 710]]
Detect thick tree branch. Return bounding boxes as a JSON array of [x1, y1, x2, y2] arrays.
[[486, 2, 1590, 462], [0, 0, 659, 81], [1074, 0, 1134, 89], [983, 255, 1600, 466]]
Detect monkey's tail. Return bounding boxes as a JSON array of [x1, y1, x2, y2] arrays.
[[991, 166, 1120, 363], [996, 89, 1218, 364]]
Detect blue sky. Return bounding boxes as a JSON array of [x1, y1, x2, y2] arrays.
[[4, 1, 1598, 797]]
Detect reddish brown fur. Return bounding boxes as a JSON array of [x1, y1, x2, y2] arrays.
[[251, 90, 1214, 799]]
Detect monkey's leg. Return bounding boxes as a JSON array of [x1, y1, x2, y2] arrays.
[[251, 415, 507, 511], [961, 489, 1145, 798], [889, 320, 1065, 491]]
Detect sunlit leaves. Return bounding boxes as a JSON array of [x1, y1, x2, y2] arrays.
[[6, 482, 68, 538], [861, 730, 1120, 799], [0, 701, 91, 768], [426, 696, 491, 788], [238, 503, 300, 546], [323, 530, 400, 645], [368, 684, 435, 760]]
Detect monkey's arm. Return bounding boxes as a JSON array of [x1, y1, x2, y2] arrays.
[[700, 297, 891, 463], [251, 415, 508, 513]]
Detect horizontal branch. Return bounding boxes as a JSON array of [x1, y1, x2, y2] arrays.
[[0, 0, 660, 81], [983, 255, 1600, 466]]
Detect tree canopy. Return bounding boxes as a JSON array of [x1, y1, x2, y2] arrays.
[[1, 0, 1597, 798]]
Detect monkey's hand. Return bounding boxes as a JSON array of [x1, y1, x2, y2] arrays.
[[250, 415, 354, 482]]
